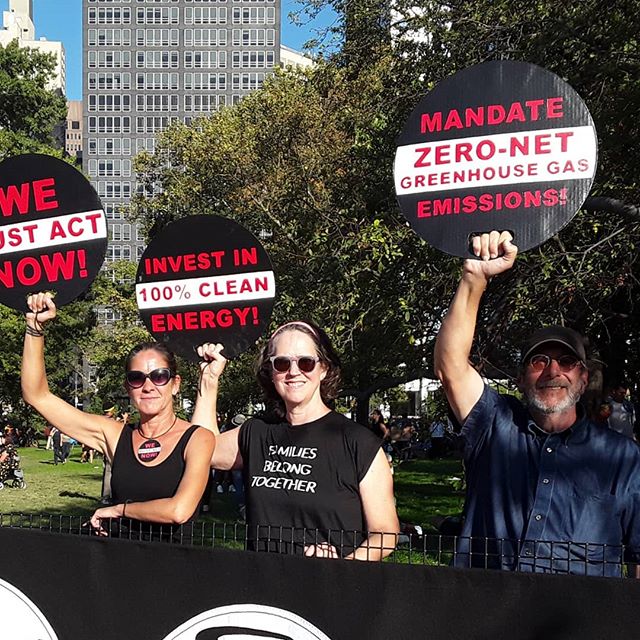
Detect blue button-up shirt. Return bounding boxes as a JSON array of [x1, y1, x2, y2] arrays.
[[455, 386, 640, 577]]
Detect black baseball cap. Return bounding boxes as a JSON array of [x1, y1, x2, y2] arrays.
[[521, 326, 587, 364]]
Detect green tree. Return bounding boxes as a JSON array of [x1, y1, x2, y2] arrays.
[[0, 39, 67, 158], [133, 0, 640, 420], [0, 299, 94, 433]]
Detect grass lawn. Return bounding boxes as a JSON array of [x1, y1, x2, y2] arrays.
[[1, 445, 465, 530]]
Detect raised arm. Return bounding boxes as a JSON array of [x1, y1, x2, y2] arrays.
[[192, 343, 244, 470], [191, 342, 226, 436], [434, 231, 517, 423], [90, 427, 215, 528], [21, 292, 120, 456]]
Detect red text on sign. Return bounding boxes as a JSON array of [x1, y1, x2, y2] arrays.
[[143, 251, 226, 275], [0, 178, 58, 217], [416, 187, 568, 218], [420, 98, 564, 134], [413, 131, 574, 168], [0, 248, 88, 288], [150, 305, 259, 332]]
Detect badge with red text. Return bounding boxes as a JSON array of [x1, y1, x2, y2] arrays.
[[135, 215, 276, 361], [0, 154, 107, 310], [394, 60, 598, 256], [137, 439, 161, 462]]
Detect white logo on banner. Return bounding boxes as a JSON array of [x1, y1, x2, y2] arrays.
[[0, 578, 58, 639], [163, 604, 332, 640]]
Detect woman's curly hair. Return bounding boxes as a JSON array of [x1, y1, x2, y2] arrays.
[[255, 321, 342, 420]]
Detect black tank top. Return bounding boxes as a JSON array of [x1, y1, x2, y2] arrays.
[[109, 424, 200, 542]]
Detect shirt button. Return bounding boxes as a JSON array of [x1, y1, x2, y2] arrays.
[[542, 478, 550, 484], [546, 447, 553, 453], [535, 514, 543, 521]]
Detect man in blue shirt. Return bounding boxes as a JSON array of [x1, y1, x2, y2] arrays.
[[434, 230, 640, 577]]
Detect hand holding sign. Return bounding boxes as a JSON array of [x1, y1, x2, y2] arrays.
[[136, 215, 276, 361], [26, 291, 57, 328], [197, 342, 228, 392], [394, 60, 598, 256], [0, 154, 107, 311]]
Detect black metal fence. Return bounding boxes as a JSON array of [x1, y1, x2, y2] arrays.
[[0, 513, 630, 578]]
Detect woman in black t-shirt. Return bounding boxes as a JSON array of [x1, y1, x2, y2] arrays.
[[21, 292, 215, 536], [200, 321, 399, 560]]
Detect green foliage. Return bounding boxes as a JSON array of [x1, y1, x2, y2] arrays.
[[0, 39, 67, 158], [132, 0, 640, 417]]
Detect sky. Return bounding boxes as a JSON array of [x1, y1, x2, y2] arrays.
[[0, 0, 335, 100]]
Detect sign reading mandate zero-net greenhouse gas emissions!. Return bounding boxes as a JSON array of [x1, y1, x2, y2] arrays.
[[136, 215, 276, 361], [394, 60, 598, 256], [0, 154, 108, 311]]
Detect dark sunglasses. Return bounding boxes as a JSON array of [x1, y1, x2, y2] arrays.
[[269, 356, 320, 373], [527, 354, 584, 372], [125, 368, 173, 388]]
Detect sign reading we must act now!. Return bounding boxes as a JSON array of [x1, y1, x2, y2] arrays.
[[0, 154, 107, 311]]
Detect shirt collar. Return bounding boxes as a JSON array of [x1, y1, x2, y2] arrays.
[[526, 403, 588, 443]]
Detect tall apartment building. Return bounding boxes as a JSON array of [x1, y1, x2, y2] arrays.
[[0, 0, 66, 93], [82, 0, 281, 269]]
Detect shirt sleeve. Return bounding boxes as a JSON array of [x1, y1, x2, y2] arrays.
[[621, 456, 640, 562], [238, 418, 255, 461], [460, 384, 501, 461], [348, 423, 383, 483]]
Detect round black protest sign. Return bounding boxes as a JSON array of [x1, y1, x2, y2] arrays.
[[136, 215, 276, 361], [394, 60, 598, 256], [0, 154, 107, 311]]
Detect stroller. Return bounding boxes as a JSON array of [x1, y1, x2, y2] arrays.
[[0, 444, 26, 490]]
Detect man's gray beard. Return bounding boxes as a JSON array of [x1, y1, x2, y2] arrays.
[[524, 386, 582, 415]]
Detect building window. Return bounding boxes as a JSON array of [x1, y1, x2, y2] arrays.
[[136, 116, 178, 133], [232, 28, 275, 46], [88, 7, 131, 24], [88, 94, 131, 112], [136, 50, 179, 68], [87, 138, 132, 156], [185, 7, 227, 24], [184, 28, 227, 46], [136, 7, 179, 23], [136, 28, 179, 46], [136, 94, 179, 111], [88, 50, 132, 68], [136, 138, 157, 153], [88, 116, 132, 134], [184, 50, 226, 68], [97, 182, 132, 199], [232, 72, 266, 91], [88, 72, 131, 90], [184, 73, 226, 91], [136, 72, 179, 90], [87, 28, 131, 46], [232, 50, 274, 68], [232, 7, 275, 24], [184, 94, 226, 112]]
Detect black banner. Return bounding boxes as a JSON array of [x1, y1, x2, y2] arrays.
[[0, 527, 638, 639]]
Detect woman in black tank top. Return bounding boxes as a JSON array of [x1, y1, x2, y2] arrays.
[[21, 292, 216, 538]]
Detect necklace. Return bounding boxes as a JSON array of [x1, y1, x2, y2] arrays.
[[136, 415, 178, 462]]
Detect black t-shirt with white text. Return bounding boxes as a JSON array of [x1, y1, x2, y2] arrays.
[[239, 411, 381, 556]]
